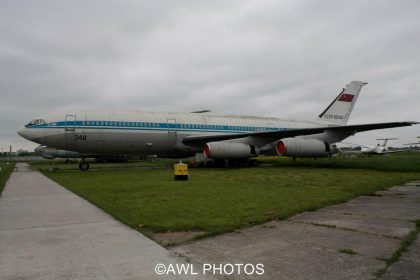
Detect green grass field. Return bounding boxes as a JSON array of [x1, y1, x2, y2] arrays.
[[31, 153, 420, 243], [0, 163, 15, 195]]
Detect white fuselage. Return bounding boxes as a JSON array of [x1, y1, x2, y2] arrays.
[[18, 110, 336, 158], [361, 145, 387, 154]]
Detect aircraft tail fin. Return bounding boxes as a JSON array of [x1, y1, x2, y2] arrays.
[[376, 138, 398, 147], [318, 81, 367, 125]]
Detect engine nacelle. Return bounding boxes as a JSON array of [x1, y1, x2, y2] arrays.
[[204, 142, 258, 159], [276, 138, 331, 158]]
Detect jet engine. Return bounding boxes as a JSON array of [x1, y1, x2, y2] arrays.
[[204, 142, 258, 159], [276, 138, 332, 158]]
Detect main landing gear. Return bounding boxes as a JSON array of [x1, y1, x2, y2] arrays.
[[79, 160, 90, 171], [227, 159, 260, 167]]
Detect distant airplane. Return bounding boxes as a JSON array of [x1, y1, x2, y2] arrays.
[[35, 145, 82, 160], [18, 81, 418, 170], [404, 136, 420, 146], [340, 138, 412, 155], [34, 145, 132, 163], [360, 138, 407, 155]]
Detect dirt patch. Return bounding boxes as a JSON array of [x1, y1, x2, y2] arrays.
[[153, 231, 206, 246]]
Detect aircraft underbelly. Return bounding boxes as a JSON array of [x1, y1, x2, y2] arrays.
[[48, 129, 198, 157]]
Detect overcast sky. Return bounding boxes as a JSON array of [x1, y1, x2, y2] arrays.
[[1, 0, 419, 152]]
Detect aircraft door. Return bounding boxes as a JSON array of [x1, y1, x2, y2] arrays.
[[64, 114, 77, 150], [166, 118, 178, 152], [167, 118, 177, 133]]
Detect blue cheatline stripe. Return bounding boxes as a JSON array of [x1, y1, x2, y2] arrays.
[[29, 120, 290, 133]]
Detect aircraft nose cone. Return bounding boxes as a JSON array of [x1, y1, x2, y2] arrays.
[[17, 128, 30, 140]]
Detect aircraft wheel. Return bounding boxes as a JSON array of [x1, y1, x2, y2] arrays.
[[79, 162, 90, 171], [204, 161, 214, 168], [214, 159, 226, 167], [228, 160, 246, 167], [249, 159, 259, 167], [227, 160, 237, 167]]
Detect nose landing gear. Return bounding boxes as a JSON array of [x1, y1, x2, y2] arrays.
[[79, 161, 90, 171]]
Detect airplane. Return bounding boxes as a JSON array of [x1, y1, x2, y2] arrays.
[[404, 136, 420, 146], [34, 145, 133, 163], [18, 81, 418, 171], [34, 145, 82, 161], [360, 138, 407, 155], [338, 138, 415, 156]]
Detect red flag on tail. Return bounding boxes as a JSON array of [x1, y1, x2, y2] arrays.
[[338, 93, 354, 102]]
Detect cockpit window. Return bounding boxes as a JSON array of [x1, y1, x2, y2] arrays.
[[25, 119, 46, 127]]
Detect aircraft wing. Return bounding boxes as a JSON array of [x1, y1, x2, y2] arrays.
[[182, 121, 418, 146], [182, 127, 326, 146], [379, 149, 413, 154], [325, 122, 419, 133]]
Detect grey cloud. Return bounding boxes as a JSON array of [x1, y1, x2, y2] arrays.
[[0, 0, 419, 151]]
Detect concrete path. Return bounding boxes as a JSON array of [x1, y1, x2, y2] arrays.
[[0, 163, 210, 280], [172, 181, 420, 280]]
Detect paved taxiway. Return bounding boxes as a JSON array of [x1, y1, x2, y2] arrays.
[[172, 182, 420, 279], [0, 163, 211, 279]]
